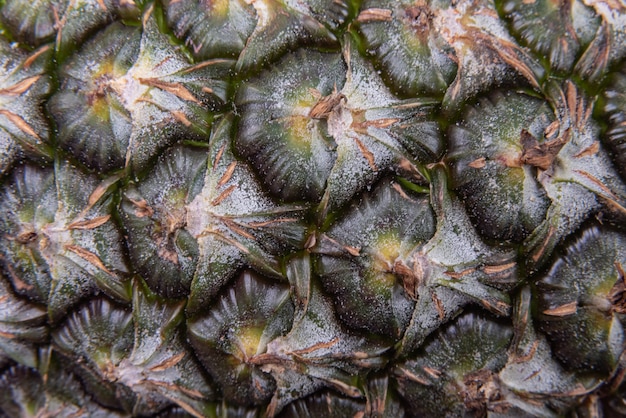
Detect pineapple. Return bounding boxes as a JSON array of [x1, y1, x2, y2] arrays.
[[1, 0, 626, 416]]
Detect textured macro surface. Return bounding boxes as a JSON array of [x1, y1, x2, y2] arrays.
[[1, 0, 626, 417]]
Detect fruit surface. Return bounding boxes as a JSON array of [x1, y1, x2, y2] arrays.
[[1, 0, 626, 417]]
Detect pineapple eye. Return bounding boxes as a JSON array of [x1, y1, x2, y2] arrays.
[[236, 41, 442, 215], [316, 177, 435, 339], [0, 40, 53, 174], [394, 311, 513, 417], [356, 0, 456, 98], [49, 13, 231, 174], [535, 225, 626, 375], [448, 91, 553, 243], [188, 270, 294, 406]]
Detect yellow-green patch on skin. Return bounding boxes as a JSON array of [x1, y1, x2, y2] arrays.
[[401, 28, 430, 56], [230, 324, 264, 361], [93, 347, 113, 368], [496, 164, 525, 190], [209, 0, 232, 17], [164, 187, 189, 209], [88, 60, 117, 122], [238, 324, 264, 359], [368, 232, 403, 291], [365, 270, 397, 295], [90, 96, 111, 123], [284, 115, 316, 151], [283, 88, 324, 150], [13, 245, 38, 274], [546, 0, 561, 12], [375, 231, 402, 263], [398, 6, 431, 55], [93, 60, 115, 81], [590, 266, 623, 309]]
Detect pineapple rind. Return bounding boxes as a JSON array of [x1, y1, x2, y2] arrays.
[[500, 0, 598, 73], [53, 279, 217, 415], [0, 161, 130, 323], [448, 90, 553, 242], [233, 0, 341, 73], [121, 144, 207, 298], [604, 64, 626, 180], [185, 115, 307, 313], [0, 360, 135, 417], [0, 276, 47, 369], [188, 270, 293, 406], [235, 48, 346, 202], [164, 0, 257, 60], [356, 0, 457, 97], [535, 225, 626, 375], [50, 9, 232, 173], [574, 0, 626, 82], [0, 40, 52, 174], [316, 177, 435, 339], [523, 81, 626, 272], [277, 389, 366, 418], [0, 0, 141, 54], [399, 165, 518, 355], [1, 0, 626, 415], [236, 38, 442, 215], [259, 278, 389, 415], [395, 311, 513, 417]]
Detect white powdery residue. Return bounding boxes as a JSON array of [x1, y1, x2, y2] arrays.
[[43, 217, 74, 263], [584, 0, 626, 24], [270, 71, 299, 105], [284, 0, 311, 15], [426, 201, 486, 266], [327, 104, 353, 140], [365, 136, 395, 167], [116, 358, 145, 389], [110, 71, 149, 112], [527, 106, 553, 140], [185, 192, 214, 239], [558, 126, 626, 197], [139, 23, 188, 79], [428, 33, 454, 74], [109, 105, 133, 144], [115, 26, 189, 113], [521, 165, 548, 224], [344, 59, 396, 110], [469, 10, 512, 41], [218, 169, 275, 215], [325, 139, 372, 205], [361, 222, 380, 246], [572, 1, 601, 43], [186, 165, 278, 239], [295, 326, 339, 359], [42, 189, 81, 262], [433, 4, 465, 43], [500, 333, 577, 395], [0, 88, 9, 107], [248, 0, 271, 28], [546, 182, 598, 238], [309, 124, 336, 167], [150, 88, 189, 115], [0, 136, 14, 165], [362, 120, 404, 154]]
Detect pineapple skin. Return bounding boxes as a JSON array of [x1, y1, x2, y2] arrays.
[[1, 0, 626, 417]]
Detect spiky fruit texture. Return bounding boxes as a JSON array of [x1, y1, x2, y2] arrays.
[[1, 0, 626, 417]]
